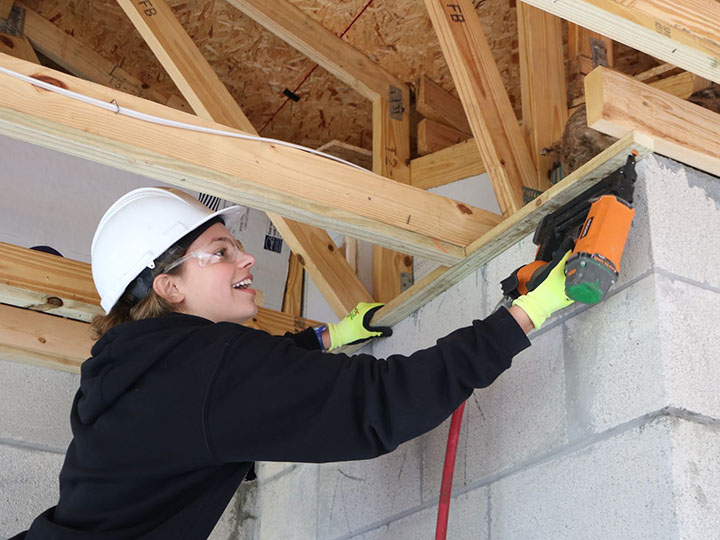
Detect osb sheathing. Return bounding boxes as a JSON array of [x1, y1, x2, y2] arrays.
[[19, 0, 521, 151], [18, 0, 660, 152]]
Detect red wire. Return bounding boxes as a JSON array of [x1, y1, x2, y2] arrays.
[[435, 402, 466, 540], [259, 0, 375, 134]]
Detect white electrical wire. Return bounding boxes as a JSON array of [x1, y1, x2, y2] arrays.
[[0, 65, 367, 172]]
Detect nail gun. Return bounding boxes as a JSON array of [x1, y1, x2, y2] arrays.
[[498, 152, 638, 308]]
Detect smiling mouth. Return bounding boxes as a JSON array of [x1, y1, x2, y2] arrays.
[[232, 278, 253, 290]]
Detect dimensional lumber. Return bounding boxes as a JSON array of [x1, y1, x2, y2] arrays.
[[116, 0, 371, 318], [518, 0, 720, 84], [409, 138, 486, 190], [0, 242, 321, 336], [341, 131, 654, 353], [648, 71, 710, 99], [585, 67, 720, 177], [372, 89, 413, 303], [417, 118, 471, 156], [424, 0, 537, 216], [0, 0, 12, 19], [634, 62, 676, 82], [116, 0, 255, 132], [517, 3, 566, 187], [0, 33, 38, 63], [571, 70, 711, 108], [281, 253, 304, 317], [18, 2, 190, 112], [0, 303, 90, 373], [226, 0, 405, 102], [416, 75, 472, 134], [316, 140, 372, 171], [0, 55, 504, 264]]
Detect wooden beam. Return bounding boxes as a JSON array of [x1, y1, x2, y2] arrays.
[[517, 3, 567, 186], [116, 0, 255, 132], [417, 117, 471, 156], [372, 88, 413, 303], [572, 70, 712, 109], [410, 138, 486, 190], [116, 0, 379, 318], [424, 0, 537, 216], [585, 66, 720, 177], [281, 252, 304, 317], [341, 131, 655, 354], [648, 70, 711, 99], [519, 0, 720, 84], [634, 62, 677, 83], [18, 2, 189, 111], [0, 242, 101, 322], [0, 0, 12, 20], [0, 304, 90, 373], [416, 75, 472, 134], [0, 33, 38, 63], [226, 0, 404, 102], [315, 140, 371, 289], [0, 55, 502, 264], [316, 140, 372, 171], [0, 242, 321, 339]]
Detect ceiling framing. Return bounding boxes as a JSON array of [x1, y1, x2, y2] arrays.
[[0, 0, 719, 370]]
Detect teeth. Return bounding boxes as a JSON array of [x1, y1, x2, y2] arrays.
[[233, 278, 253, 289]]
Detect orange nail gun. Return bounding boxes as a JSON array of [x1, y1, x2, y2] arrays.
[[499, 152, 638, 307]]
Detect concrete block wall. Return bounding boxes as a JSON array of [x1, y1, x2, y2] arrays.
[[249, 155, 720, 540], [2, 154, 718, 539]]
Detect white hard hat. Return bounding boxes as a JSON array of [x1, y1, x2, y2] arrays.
[[91, 187, 243, 313]]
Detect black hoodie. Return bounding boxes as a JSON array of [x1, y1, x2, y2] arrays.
[[15, 308, 530, 539]]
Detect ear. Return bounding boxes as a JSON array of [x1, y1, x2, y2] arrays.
[[153, 273, 185, 305]]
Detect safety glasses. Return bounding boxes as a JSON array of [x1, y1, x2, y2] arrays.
[[164, 237, 245, 273]]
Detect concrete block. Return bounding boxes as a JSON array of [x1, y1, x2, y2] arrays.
[[658, 276, 720, 420], [563, 273, 665, 437], [641, 155, 720, 289], [421, 326, 567, 500], [209, 481, 258, 540], [669, 417, 720, 540], [363, 487, 489, 540], [0, 443, 65, 539], [255, 461, 295, 483], [0, 359, 78, 451], [490, 415, 677, 540], [412, 269, 485, 350], [481, 234, 535, 317], [316, 439, 421, 540], [255, 463, 319, 540], [611, 170, 654, 290]]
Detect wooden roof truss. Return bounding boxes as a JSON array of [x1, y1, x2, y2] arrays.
[[0, 0, 718, 369]]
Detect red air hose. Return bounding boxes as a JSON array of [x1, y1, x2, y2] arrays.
[[434, 401, 466, 540]]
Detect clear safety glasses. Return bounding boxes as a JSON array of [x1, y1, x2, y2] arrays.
[[164, 237, 245, 273]]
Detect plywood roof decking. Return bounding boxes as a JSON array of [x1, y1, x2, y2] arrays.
[[20, 0, 523, 151]]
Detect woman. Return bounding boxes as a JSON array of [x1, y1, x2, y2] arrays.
[[13, 187, 571, 539]]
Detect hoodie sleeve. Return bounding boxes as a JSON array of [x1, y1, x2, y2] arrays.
[[204, 307, 530, 464]]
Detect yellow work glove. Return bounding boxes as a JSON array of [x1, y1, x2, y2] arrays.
[[327, 302, 392, 351], [512, 251, 574, 330]]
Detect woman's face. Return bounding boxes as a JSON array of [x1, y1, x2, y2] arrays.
[[168, 222, 258, 324]]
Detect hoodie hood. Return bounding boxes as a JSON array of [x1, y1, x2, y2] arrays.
[[77, 313, 213, 425]]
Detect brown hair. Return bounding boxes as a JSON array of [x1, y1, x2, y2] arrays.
[[90, 286, 180, 341], [90, 247, 187, 341]]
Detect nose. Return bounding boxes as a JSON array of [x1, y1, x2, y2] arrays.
[[236, 250, 255, 269]]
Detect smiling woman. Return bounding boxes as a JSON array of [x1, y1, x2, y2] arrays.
[[11, 186, 567, 540]]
